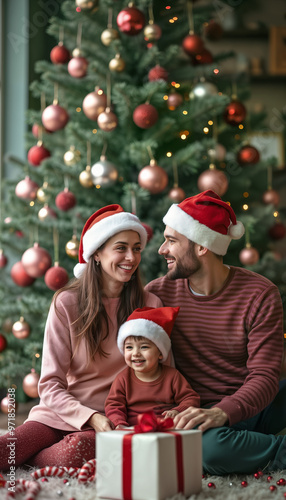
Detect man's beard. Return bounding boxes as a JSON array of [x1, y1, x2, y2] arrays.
[[166, 243, 201, 280]]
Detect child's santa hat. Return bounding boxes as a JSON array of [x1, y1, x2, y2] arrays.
[[163, 190, 245, 255], [117, 306, 180, 361], [73, 204, 148, 278]]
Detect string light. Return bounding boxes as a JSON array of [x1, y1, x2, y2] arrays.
[[273, 211, 279, 217], [203, 127, 209, 134], [243, 204, 249, 211], [166, 152, 172, 157], [243, 192, 249, 198], [182, 110, 188, 115], [76, 107, 81, 112], [213, 69, 219, 74], [30, 201, 35, 207], [92, 129, 97, 134], [208, 120, 213, 126], [163, 95, 168, 101], [169, 19, 174, 23], [180, 134, 187, 140], [96, 185, 101, 189], [165, 5, 171, 9], [239, 124, 244, 130]]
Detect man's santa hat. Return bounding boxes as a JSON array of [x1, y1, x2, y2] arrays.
[[73, 204, 148, 278], [163, 190, 245, 255], [117, 306, 180, 362]]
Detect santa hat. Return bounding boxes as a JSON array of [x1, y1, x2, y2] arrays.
[[117, 306, 180, 362], [73, 204, 148, 278], [163, 190, 245, 256]]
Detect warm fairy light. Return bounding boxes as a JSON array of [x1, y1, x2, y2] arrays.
[[181, 134, 187, 140], [284, 333, 286, 339], [98, 89, 103, 95], [166, 152, 172, 157], [274, 211, 279, 217], [182, 110, 188, 115], [171, 81, 176, 86], [175, 83, 180, 88], [208, 120, 213, 126], [243, 192, 249, 198], [96, 185, 101, 189], [30, 201, 35, 207], [243, 204, 249, 211], [35, 353, 40, 358], [76, 107, 81, 112], [235, 134, 240, 140], [213, 69, 219, 74], [239, 124, 244, 129], [165, 5, 171, 9], [76, 7, 81, 12], [163, 95, 168, 101], [92, 129, 97, 134], [173, 17, 178, 21], [203, 127, 209, 134], [169, 19, 174, 23]]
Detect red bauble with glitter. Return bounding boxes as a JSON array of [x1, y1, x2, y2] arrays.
[[263, 188, 280, 206], [182, 33, 204, 56], [133, 103, 158, 129], [42, 104, 69, 132], [27, 143, 51, 166], [0, 249, 8, 268], [224, 100, 247, 126], [192, 48, 213, 65], [45, 263, 69, 291], [268, 222, 286, 240], [15, 177, 39, 201], [0, 334, 7, 353], [237, 145, 260, 165], [141, 222, 153, 243], [22, 243, 52, 278], [50, 43, 70, 64], [10, 261, 36, 287], [239, 246, 260, 266], [68, 56, 88, 78], [197, 168, 228, 197], [55, 188, 77, 211], [148, 65, 168, 82], [138, 161, 168, 194], [117, 6, 145, 36], [23, 369, 40, 399]]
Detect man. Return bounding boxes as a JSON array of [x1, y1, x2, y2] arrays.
[[145, 189, 286, 474]]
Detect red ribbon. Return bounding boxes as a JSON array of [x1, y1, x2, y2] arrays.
[[122, 412, 184, 500]]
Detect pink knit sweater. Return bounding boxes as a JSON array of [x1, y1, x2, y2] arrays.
[[145, 266, 284, 426]]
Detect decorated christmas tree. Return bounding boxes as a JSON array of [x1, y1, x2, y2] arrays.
[[0, 0, 285, 405]]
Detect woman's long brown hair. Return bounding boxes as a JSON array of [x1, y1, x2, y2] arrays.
[[53, 256, 145, 361]]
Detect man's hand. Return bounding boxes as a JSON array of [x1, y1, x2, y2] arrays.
[[173, 406, 228, 432], [87, 413, 114, 432]]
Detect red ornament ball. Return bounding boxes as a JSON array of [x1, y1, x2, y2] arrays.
[[267, 476, 273, 482], [82, 88, 107, 121], [21, 243, 52, 278], [269, 222, 286, 240], [148, 65, 168, 82], [0, 334, 7, 353], [133, 103, 158, 129], [239, 245, 260, 265], [141, 222, 153, 243], [192, 48, 213, 65], [50, 43, 70, 64], [182, 33, 204, 56], [241, 481, 248, 487], [27, 144, 51, 166], [138, 161, 168, 194], [263, 189, 280, 206], [277, 478, 286, 485], [68, 56, 88, 78], [168, 187, 186, 202], [167, 93, 183, 110], [32, 123, 52, 137], [269, 485, 277, 492], [45, 264, 69, 291], [197, 168, 228, 197], [10, 261, 36, 287], [55, 188, 77, 211], [23, 369, 40, 399], [204, 20, 224, 40], [117, 6, 145, 36], [237, 145, 260, 165], [15, 177, 39, 201], [42, 104, 69, 132], [0, 250, 8, 268], [224, 100, 247, 126], [208, 482, 216, 489]]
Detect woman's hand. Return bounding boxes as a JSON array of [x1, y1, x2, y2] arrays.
[[87, 413, 114, 432], [173, 406, 228, 432], [162, 410, 179, 419]]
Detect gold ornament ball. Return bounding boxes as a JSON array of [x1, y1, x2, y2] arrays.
[[138, 161, 169, 194], [37, 182, 49, 203], [109, 54, 126, 72], [12, 316, 31, 339], [144, 23, 162, 42], [101, 28, 119, 46], [197, 168, 228, 197], [65, 235, 80, 259], [64, 146, 81, 166], [76, 0, 99, 10], [239, 246, 260, 266], [38, 204, 57, 221], [262, 189, 280, 207], [23, 370, 40, 399], [97, 108, 118, 132], [79, 166, 94, 188], [168, 186, 186, 203]]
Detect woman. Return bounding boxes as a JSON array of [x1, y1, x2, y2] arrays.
[[0, 204, 162, 470]]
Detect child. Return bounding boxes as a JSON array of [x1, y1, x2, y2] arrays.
[[105, 306, 200, 428]]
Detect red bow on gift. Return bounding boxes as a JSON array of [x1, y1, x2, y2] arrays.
[[134, 411, 174, 433]]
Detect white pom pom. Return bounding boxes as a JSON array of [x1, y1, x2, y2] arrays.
[[228, 220, 245, 240], [73, 263, 87, 278]]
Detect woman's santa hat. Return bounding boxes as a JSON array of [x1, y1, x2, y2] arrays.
[[163, 190, 245, 255], [73, 204, 148, 278], [117, 306, 180, 362]]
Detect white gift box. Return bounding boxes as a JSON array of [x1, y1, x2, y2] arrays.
[[96, 429, 202, 500]]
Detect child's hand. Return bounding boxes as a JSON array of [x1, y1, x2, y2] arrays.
[[162, 410, 179, 419]]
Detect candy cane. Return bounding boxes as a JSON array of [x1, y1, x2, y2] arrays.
[[31, 466, 67, 479], [78, 459, 96, 482]]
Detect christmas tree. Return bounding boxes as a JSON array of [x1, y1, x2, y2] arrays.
[[0, 0, 285, 404]]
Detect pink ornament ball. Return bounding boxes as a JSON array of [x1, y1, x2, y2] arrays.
[[68, 56, 88, 78], [42, 104, 69, 132], [55, 189, 77, 211], [133, 103, 158, 129], [197, 169, 228, 197], [27, 144, 51, 166], [117, 6, 145, 36], [148, 65, 168, 82], [22, 369, 40, 399], [239, 246, 260, 266], [50, 43, 70, 64], [82, 89, 107, 120], [15, 177, 39, 201], [45, 264, 69, 291], [10, 261, 36, 287], [21, 243, 52, 278]]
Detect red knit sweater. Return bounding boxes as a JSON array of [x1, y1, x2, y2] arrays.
[[145, 266, 284, 426]]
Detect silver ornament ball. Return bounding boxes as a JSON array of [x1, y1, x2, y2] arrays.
[[91, 156, 118, 187]]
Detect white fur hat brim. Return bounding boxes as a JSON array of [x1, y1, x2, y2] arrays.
[[117, 319, 171, 362]]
